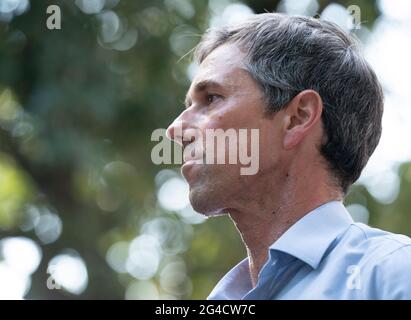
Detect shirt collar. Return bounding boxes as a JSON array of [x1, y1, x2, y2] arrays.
[[208, 201, 354, 299], [207, 258, 252, 300], [269, 200, 353, 269]]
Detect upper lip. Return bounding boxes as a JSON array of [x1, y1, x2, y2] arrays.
[[182, 143, 204, 164], [181, 135, 195, 150], [183, 152, 204, 164]]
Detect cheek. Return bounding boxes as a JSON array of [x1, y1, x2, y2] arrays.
[[259, 124, 283, 167], [205, 112, 240, 130], [205, 97, 259, 130]]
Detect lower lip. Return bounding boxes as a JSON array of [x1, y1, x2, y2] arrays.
[[181, 161, 199, 178]]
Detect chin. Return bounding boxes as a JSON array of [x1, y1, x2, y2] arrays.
[[189, 188, 227, 217]]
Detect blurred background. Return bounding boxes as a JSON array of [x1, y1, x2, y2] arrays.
[[0, 0, 410, 299]]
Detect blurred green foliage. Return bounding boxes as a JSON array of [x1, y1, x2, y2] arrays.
[[0, 0, 410, 299]]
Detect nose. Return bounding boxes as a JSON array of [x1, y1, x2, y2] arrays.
[[166, 109, 198, 148], [166, 119, 183, 146]]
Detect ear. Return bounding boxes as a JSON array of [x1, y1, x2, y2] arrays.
[[282, 90, 323, 150]]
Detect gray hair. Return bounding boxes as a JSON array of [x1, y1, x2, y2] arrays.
[[194, 13, 384, 194]]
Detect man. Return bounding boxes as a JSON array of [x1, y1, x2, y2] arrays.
[[166, 13, 411, 299]]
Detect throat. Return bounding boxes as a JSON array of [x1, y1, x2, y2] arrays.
[[229, 209, 297, 287]]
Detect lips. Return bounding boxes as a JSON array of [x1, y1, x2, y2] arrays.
[[181, 144, 204, 180], [181, 160, 197, 180], [183, 154, 204, 164], [182, 141, 204, 164], [181, 155, 203, 178]]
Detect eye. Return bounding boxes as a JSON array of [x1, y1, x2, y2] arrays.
[[206, 94, 221, 104]]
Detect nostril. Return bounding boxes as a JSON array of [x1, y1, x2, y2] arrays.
[[181, 132, 196, 151], [182, 139, 190, 150]]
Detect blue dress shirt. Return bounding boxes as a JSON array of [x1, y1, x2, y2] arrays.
[[208, 201, 411, 300]]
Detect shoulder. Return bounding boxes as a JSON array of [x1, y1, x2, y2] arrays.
[[349, 223, 411, 299], [371, 244, 411, 299]]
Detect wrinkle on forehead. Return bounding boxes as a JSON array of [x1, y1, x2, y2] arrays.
[[193, 43, 249, 90]]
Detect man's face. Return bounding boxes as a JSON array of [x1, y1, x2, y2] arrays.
[[167, 43, 285, 215]]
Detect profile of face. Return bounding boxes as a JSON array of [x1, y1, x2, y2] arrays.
[[167, 43, 321, 216]]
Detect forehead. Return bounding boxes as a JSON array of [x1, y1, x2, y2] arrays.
[[191, 43, 249, 89]]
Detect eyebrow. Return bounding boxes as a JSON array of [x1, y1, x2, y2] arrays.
[[184, 79, 225, 108]]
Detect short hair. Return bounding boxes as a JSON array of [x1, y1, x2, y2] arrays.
[[194, 13, 384, 194]]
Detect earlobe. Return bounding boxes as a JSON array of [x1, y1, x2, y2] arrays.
[[283, 129, 300, 150], [282, 111, 303, 150]]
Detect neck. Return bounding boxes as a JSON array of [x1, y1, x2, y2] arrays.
[[227, 165, 343, 287]]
